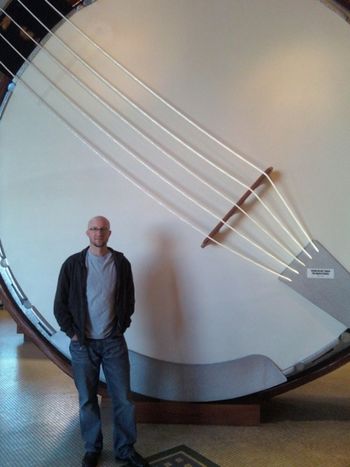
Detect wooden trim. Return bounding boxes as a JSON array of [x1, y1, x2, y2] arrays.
[[135, 401, 260, 425], [321, 0, 350, 23], [101, 398, 261, 425], [0, 73, 10, 105]]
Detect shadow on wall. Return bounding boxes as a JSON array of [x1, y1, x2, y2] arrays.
[[138, 229, 185, 354], [137, 229, 189, 398]]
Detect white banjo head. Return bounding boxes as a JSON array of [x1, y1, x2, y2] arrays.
[[1, 0, 350, 400]]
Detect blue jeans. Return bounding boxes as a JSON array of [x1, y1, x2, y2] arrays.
[[69, 336, 137, 457]]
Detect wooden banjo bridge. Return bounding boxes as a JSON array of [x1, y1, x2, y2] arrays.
[[201, 166, 273, 248]]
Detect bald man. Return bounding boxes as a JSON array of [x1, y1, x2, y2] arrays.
[[54, 216, 149, 467]]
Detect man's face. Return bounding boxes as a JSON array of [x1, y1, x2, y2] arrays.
[[86, 217, 111, 248]]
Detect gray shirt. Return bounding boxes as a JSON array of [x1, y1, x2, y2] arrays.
[[85, 250, 117, 338]]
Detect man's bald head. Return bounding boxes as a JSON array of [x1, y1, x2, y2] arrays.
[[87, 216, 110, 230], [86, 216, 111, 252]]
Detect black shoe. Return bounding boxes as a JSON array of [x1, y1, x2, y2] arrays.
[[82, 451, 100, 467], [116, 450, 150, 467]]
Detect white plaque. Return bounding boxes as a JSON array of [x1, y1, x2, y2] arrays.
[[307, 268, 334, 279]]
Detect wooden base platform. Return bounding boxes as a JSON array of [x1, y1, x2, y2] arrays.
[[102, 398, 260, 425]]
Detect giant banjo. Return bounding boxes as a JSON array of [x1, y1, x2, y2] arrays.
[[1, 0, 350, 402]]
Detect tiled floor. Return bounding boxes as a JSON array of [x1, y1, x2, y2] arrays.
[[1, 308, 350, 467]]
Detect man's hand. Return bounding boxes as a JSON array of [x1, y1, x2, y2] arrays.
[[71, 335, 78, 341]]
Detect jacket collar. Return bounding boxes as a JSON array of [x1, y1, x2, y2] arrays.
[[78, 246, 123, 264]]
